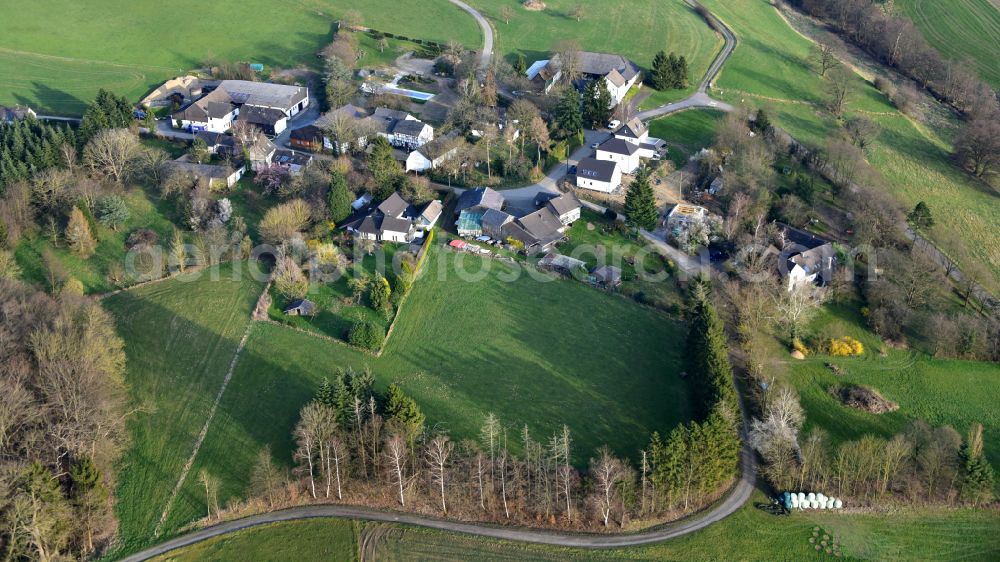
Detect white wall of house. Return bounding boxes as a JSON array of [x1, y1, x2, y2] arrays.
[[605, 75, 639, 107], [596, 149, 640, 174], [576, 171, 621, 193], [554, 208, 581, 225], [174, 110, 237, 133], [382, 229, 411, 243], [406, 151, 433, 172]]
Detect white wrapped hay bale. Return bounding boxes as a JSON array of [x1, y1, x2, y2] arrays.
[[807, 492, 816, 502], [790, 495, 799, 508], [798, 492, 806, 504], [810, 499, 819, 509], [834, 498, 843, 509]]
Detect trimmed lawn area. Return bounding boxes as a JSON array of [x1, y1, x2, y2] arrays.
[[0, 0, 480, 114], [151, 519, 358, 562], [700, 0, 1000, 291], [648, 109, 726, 167], [102, 263, 263, 553], [179, 245, 691, 531], [469, 0, 722, 93], [154, 491, 1000, 561], [896, 0, 1000, 88], [14, 187, 177, 294]]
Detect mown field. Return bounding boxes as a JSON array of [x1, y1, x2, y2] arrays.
[[108, 245, 692, 547], [648, 109, 726, 167], [0, 0, 480, 114], [470, 0, 722, 104], [102, 263, 263, 553], [897, 0, 1000, 88], [700, 0, 1000, 291], [152, 491, 1000, 561]]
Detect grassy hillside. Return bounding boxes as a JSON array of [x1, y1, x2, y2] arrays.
[[700, 0, 1000, 291], [0, 0, 480, 114], [107, 246, 692, 545], [897, 0, 1000, 88], [470, 0, 722, 103], [103, 263, 263, 552], [151, 492, 1000, 561]]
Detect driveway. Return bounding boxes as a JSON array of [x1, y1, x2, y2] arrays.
[[448, 0, 493, 78]]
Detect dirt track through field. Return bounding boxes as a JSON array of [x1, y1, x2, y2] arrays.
[[152, 321, 254, 537]]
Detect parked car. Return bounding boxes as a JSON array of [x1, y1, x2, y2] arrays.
[[607, 119, 621, 130], [568, 164, 577, 174], [590, 142, 600, 149]]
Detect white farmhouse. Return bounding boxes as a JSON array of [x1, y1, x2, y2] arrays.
[[596, 138, 641, 174], [576, 157, 621, 193]]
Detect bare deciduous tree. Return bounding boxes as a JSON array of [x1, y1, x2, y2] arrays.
[[589, 447, 625, 526], [385, 433, 409, 506], [83, 128, 140, 185], [425, 434, 453, 513]]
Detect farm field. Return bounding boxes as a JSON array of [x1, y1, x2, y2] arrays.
[[152, 491, 1000, 561], [648, 109, 726, 167], [151, 519, 359, 562], [109, 246, 693, 545], [700, 0, 1000, 291], [102, 262, 264, 553], [896, 0, 1000, 88], [0, 0, 480, 114], [469, 0, 722, 92]]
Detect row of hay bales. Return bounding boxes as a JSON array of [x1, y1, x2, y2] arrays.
[[781, 491, 843, 510]]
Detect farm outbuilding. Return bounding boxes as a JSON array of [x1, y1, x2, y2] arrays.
[[283, 299, 316, 316]]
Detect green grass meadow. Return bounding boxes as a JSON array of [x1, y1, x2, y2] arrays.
[[470, 0, 722, 90], [0, 0, 480, 114], [897, 0, 1000, 88], [102, 263, 264, 552], [648, 109, 726, 167], [151, 491, 1000, 561], [105, 245, 692, 547]]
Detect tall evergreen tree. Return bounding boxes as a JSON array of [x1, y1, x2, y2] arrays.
[[650, 50, 670, 90], [328, 170, 353, 223], [367, 137, 400, 199], [960, 423, 995, 505], [513, 52, 528, 74], [554, 88, 583, 138], [385, 383, 425, 443], [315, 377, 336, 409], [623, 166, 659, 231], [685, 285, 736, 415]]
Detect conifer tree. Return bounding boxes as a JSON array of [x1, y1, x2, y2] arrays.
[[554, 88, 583, 138], [328, 170, 353, 224], [960, 423, 995, 505], [650, 51, 670, 90], [623, 166, 658, 231], [385, 383, 425, 444]]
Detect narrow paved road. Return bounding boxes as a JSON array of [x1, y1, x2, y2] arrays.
[[122, 446, 754, 561], [447, 0, 494, 78]]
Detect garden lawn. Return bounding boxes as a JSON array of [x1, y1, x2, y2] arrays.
[[154, 491, 1000, 561], [178, 245, 691, 533], [102, 262, 263, 554], [0, 0, 480, 115], [14, 187, 176, 294], [700, 0, 1000, 291], [469, 0, 721, 94], [648, 109, 726, 167], [896, 0, 1000, 88]]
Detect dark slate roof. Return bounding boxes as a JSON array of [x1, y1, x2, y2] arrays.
[[516, 208, 564, 244], [598, 138, 639, 156], [576, 157, 618, 183], [481, 208, 514, 230], [240, 105, 286, 126], [377, 192, 409, 218], [576, 52, 641, 82], [544, 193, 581, 217], [417, 135, 458, 160], [373, 107, 412, 121], [419, 200, 443, 223], [217, 80, 307, 111], [380, 215, 413, 234], [0, 106, 35, 121], [391, 119, 429, 137], [455, 187, 505, 214], [172, 88, 235, 122], [616, 117, 647, 139], [195, 131, 235, 150]]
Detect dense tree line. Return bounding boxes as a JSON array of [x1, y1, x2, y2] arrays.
[[206, 289, 744, 530], [789, 0, 999, 116], [0, 119, 76, 193], [0, 280, 128, 560], [648, 51, 689, 90]]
